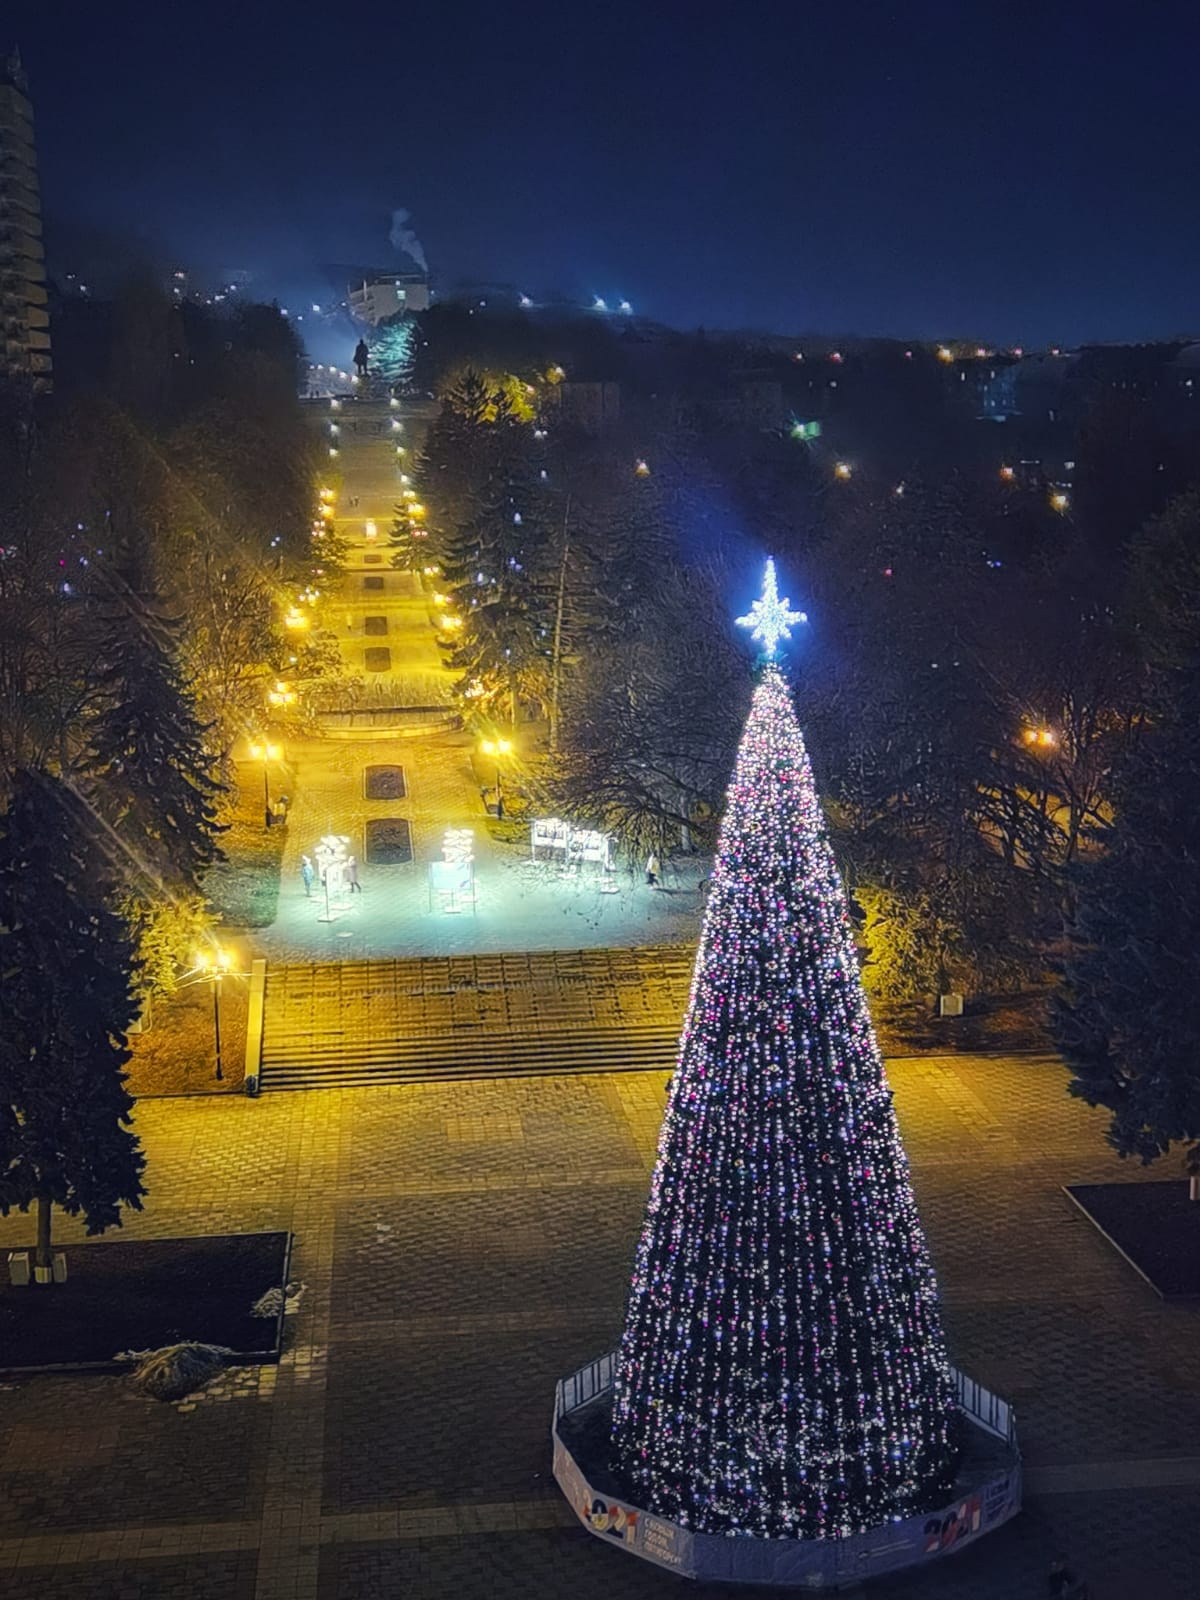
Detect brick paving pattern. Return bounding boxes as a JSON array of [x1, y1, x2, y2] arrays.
[[2, 1055, 1198, 1598]]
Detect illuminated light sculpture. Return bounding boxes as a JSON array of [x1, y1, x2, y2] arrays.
[[736, 558, 807, 659], [552, 571, 1020, 1584]]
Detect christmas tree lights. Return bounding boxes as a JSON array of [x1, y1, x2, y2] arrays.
[[611, 662, 958, 1540]]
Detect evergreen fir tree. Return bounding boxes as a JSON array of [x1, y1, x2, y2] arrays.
[[1052, 660, 1200, 1169], [370, 314, 416, 390], [611, 665, 958, 1540], [87, 554, 224, 890], [0, 770, 146, 1269]]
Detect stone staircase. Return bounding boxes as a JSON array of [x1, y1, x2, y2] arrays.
[[258, 945, 695, 1090]]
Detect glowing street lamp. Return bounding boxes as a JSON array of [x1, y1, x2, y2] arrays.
[[480, 735, 514, 810], [283, 607, 309, 631], [247, 739, 282, 828], [999, 465, 1016, 482], [1050, 491, 1070, 513], [635, 458, 651, 477], [267, 680, 297, 708], [194, 945, 234, 1080], [1023, 725, 1057, 750], [834, 461, 853, 480]]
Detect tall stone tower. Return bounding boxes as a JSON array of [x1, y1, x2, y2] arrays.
[[0, 49, 51, 389]]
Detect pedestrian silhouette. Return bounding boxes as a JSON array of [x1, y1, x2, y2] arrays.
[[354, 339, 369, 377], [347, 854, 362, 893], [300, 855, 315, 897], [1048, 1557, 1088, 1599]]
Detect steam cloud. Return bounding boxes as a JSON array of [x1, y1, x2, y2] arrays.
[[389, 208, 428, 273]]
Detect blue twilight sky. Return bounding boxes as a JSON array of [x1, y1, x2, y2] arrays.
[[9, 0, 1200, 345]]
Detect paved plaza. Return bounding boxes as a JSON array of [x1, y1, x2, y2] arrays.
[[258, 724, 706, 965], [2, 1054, 1198, 1598]]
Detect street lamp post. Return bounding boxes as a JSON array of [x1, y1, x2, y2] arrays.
[[195, 947, 234, 1081], [480, 737, 513, 815], [247, 740, 282, 830]]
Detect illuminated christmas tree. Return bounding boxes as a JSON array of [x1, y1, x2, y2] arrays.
[[370, 314, 415, 390], [610, 565, 959, 1540]]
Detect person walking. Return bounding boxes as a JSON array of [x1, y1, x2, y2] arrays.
[[645, 851, 660, 888], [1048, 1557, 1088, 1599], [347, 855, 362, 893], [353, 338, 369, 378], [300, 855, 315, 897]]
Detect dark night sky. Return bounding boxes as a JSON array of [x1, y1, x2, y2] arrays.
[[10, 0, 1200, 344]]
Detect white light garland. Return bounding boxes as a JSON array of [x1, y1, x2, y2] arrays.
[[611, 666, 958, 1540]]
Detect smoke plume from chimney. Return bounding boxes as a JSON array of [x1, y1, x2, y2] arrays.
[[389, 208, 428, 273]]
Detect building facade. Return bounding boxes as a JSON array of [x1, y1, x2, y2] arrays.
[[0, 50, 51, 388], [348, 273, 430, 325]]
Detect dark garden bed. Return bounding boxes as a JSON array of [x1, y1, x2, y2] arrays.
[[1064, 1182, 1200, 1298], [363, 614, 389, 635], [363, 763, 406, 800], [205, 775, 286, 929], [365, 816, 413, 864], [126, 979, 247, 1096], [0, 1231, 291, 1371], [364, 647, 392, 672]]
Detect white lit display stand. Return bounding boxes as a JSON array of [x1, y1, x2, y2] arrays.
[[314, 833, 353, 923], [532, 817, 618, 892], [428, 827, 476, 915]]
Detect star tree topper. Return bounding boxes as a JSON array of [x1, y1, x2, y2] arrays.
[[736, 558, 807, 658]]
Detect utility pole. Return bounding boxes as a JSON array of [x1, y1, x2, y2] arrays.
[[550, 496, 571, 753]]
